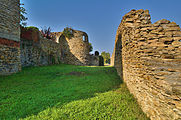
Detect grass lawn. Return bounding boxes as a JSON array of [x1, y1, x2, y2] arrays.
[[0, 64, 149, 120]]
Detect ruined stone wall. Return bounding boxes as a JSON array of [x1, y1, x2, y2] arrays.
[[59, 30, 90, 66], [0, 0, 100, 76], [20, 28, 61, 67], [0, 0, 21, 75], [21, 28, 100, 67], [20, 38, 48, 67], [89, 55, 99, 66], [112, 9, 181, 119], [89, 55, 105, 66], [51, 32, 63, 43]]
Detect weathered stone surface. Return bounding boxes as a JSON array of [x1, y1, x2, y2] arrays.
[[20, 28, 101, 67], [112, 9, 181, 120], [20, 29, 62, 67], [155, 19, 171, 24], [0, 0, 21, 75], [1, 0, 101, 75], [0, 0, 20, 41], [59, 30, 91, 66], [0, 43, 21, 75]]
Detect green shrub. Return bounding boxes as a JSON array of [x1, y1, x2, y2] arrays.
[[101, 51, 110, 64], [63, 27, 74, 39], [23, 26, 39, 32], [89, 43, 93, 52], [40, 27, 52, 39], [95, 51, 99, 56]]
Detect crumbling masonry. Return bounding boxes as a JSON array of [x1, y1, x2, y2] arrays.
[[20, 28, 101, 67], [58, 30, 91, 66], [112, 9, 181, 119], [0, 0, 102, 74]]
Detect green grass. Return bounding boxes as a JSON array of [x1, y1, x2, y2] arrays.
[[0, 64, 149, 120]]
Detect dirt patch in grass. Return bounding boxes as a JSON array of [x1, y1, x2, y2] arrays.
[[66, 71, 88, 76]]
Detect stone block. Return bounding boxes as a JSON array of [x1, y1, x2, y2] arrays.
[[155, 19, 171, 24]]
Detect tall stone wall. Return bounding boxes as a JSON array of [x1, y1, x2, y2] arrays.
[[112, 9, 181, 119], [0, 0, 21, 75], [59, 30, 90, 66]]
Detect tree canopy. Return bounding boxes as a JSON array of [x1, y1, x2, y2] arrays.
[[101, 52, 110, 64], [89, 43, 93, 52], [20, 3, 28, 26]]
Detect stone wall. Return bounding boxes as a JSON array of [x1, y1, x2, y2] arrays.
[[21, 28, 102, 68], [59, 30, 90, 66], [112, 9, 181, 119], [0, 0, 21, 75], [89, 55, 104, 66], [89, 55, 99, 66], [20, 28, 61, 67], [0, 0, 102, 75]]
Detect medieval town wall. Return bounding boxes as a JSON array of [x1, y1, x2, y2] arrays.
[[112, 9, 181, 119], [0, 0, 21, 75]]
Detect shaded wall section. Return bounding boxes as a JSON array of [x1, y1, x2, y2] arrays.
[[0, 0, 21, 75], [112, 9, 181, 120], [20, 28, 62, 67]]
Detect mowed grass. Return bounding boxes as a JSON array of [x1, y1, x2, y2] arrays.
[[0, 64, 149, 120]]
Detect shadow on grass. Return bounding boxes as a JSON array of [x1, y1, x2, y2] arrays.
[[22, 83, 149, 120], [0, 64, 122, 119]]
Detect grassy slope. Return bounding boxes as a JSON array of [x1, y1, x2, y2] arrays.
[[0, 64, 149, 120]]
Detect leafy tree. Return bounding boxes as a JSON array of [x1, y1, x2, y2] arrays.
[[20, 3, 28, 26], [101, 52, 110, 64], [95, 51, 99, 56], [63, 27, 74, 39], [40, 27, 52, 39], [89, 43, 93, 52]]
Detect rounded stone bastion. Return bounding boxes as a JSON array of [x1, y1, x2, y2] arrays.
[[58, 29, 90, 66]]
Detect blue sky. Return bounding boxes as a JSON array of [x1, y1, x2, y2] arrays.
[[21, 0, 181, 54]]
